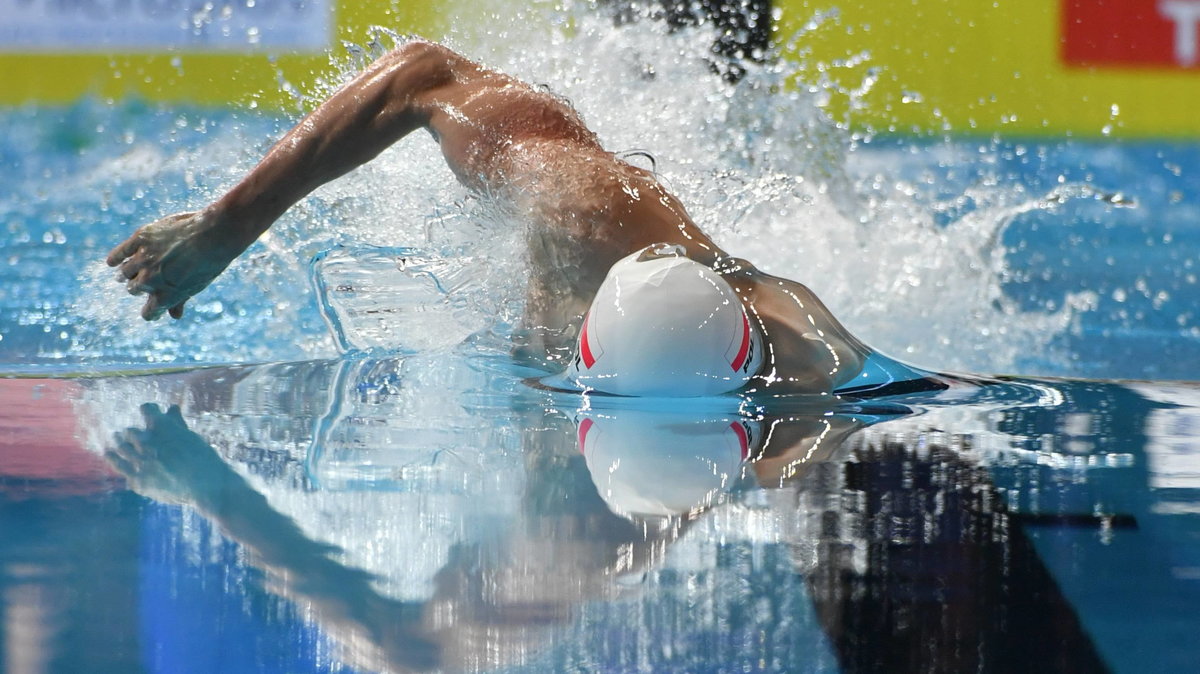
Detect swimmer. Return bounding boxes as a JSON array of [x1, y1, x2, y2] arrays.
[[106, 39, 935, 397]]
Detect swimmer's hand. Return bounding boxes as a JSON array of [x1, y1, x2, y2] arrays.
[[106, 210, 243, 320], [106, 403, 231, 507]]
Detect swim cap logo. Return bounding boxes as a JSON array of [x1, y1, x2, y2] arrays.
[[728, 312, 752, 372], [576, 310, 602, 370]]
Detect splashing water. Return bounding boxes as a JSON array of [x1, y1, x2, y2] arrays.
[[3, 1, 1195, 379]]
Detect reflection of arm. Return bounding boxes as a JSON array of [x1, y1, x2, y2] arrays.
[[110, 403, 667, 673], [108, 404, 438, 671], [752, 414, 864, 486], [196, 460, 369, 596]]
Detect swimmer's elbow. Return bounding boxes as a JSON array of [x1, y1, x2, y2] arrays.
[[375, 38, 442, 68], [362, 47, 455, 132], [379, 41, 458, 91]]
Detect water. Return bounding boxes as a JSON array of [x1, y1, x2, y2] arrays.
[[6, 360, 1200, 672], [2, 4, 1199, 672]]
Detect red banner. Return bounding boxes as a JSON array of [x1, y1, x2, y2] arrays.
[[1063, 0, 1200, 67]]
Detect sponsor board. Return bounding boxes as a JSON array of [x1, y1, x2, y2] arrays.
[[4, 1, 1200, 136], [0, 1, 441, 108], [0, 0, 330, 52], [1063, 0, 1200, 68], [778, 0, 1200, 136]]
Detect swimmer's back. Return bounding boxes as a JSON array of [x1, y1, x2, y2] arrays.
[[408, 42, 720, 260]]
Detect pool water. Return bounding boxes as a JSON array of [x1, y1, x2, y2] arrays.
[[2, 8, 1200, 674], [5, 362, 1200, 673]]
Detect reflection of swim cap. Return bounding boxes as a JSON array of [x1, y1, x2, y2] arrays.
[[566, 245, 764, 397], [576, 410, 759, 519]]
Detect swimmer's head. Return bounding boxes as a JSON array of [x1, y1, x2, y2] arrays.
[[566, 244, 764, 397]]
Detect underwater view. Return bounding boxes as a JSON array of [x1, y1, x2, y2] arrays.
[[2, 2, 1199, 672]]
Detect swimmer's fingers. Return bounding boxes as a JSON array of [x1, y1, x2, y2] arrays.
[[106, 231, 145, 267], [139, 402, 187, 430], [141, 293, 168, 321], [125, 274, 151, 297], [123, 264, 188, 320], [126, 275, 166, 321], [104, 447, 138, 477], [107, 211, 193, 267], [139, 402, 166, 427], [139, 290, 188, 321], [109, 430, 135, 455], [125, 274, 176, 319], [109, 429, 148, 466], [117, 249, 157, 281]]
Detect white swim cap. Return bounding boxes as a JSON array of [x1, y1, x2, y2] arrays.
[[576, 410, 759, 519], [566, 246, 764, 397]]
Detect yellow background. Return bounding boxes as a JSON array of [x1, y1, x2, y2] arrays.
[[776, 0, 1200, 138], [4, 1, 1198, 137]]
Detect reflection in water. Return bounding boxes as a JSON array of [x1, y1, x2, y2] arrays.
[[806, 438, 1107, 673], [0, 359, 1184, 671], [0, 379, 140, 673], [0, 493, 142, 673], [574, 410, 756, 519]]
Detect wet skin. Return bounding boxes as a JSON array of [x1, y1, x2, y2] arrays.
[[106, 40, 870, 394]]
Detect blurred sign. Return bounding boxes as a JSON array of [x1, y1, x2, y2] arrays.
[[0, 0, 330, 51], [778, 0, 1200, 137], [1063, 0, 1200, 67]]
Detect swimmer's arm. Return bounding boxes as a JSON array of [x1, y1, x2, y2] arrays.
[[107, 403, 439, 667], [107, 40, 464, 320], [208, 41, 463, 243], [750, 414, 864, 486], [738, 271, 870, 393]]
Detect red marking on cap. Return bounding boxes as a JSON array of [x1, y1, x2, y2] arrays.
[[580, 314, 597, 369], [730, 313, 751, 372], [577, 417, 595, 453], [729, 421, 750, 459]]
